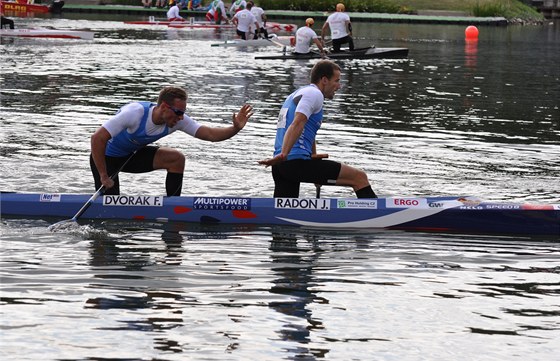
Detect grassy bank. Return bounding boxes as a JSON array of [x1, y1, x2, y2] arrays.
[[256, 0, 544, 21], [111, 0, 544, 22]]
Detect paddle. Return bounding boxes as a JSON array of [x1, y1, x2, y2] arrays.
[[266, 35, 290, 54], [311, 153, 328, 199], [48, 151, 137, 231], [315, 185, 321, 198]]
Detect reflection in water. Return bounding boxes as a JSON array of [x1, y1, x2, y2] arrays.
[[464, 39, 478, 69], [86, 222, 187, 353], [269, 232, 327, 358]]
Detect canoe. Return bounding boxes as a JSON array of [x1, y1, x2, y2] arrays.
[[1, 192, 559, 236], [210, 35, 294, 48], [125, 20, 296, 33], [0, 0, 63, 14], [124, 20, 190, 26], [168, 22, 235, 29], [256, 47, 409, 60], [0, 28, 95, 40]]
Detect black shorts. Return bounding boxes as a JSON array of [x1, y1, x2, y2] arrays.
[[236, 29, 247, 40], [271, 159, 342, 198], [90, 146, 158, 195]]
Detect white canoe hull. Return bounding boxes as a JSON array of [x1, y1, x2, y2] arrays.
[[0, 28, 95, 40]]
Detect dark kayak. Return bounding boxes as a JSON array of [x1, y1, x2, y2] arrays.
[[255, 46, 409, 60]]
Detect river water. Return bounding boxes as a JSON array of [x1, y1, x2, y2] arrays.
[[1, 13, 559, 360]]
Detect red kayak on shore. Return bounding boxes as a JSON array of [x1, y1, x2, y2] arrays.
[[1, 0, 64, 15]]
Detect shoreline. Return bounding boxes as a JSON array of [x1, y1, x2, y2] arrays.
[[62, 4, 509, 26]]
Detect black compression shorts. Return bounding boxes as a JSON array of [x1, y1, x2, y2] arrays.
[[90, 146, 159, 195], [271, 159, 342, 198]]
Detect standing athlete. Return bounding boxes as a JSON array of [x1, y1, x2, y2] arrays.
[[90, 86, 253, 196], [259, 60, 377, 198]]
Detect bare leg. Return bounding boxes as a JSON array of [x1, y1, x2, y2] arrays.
[[335, 164, 370, 191]]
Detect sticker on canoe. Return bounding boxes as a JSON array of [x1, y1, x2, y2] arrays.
[[193, 197, 251, 210], [103, 195, 163, 207], [275, 198, 330, 210], [386, 198, 428, 208], [337, 199, 377, 209], [40, 194, 61, 202]]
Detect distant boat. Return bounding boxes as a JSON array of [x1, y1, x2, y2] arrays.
[[256, 46, 409, 60], [0, 28, 94, 40], [211, 35, 294, 48], [126, 18, 296, 33]]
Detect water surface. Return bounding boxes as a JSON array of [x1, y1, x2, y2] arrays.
[[1, 15, 559, 360]]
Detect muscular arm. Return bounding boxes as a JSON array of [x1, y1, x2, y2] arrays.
[[258, 112, 308, 166], [280, 112, 307, 157], [90, 127, 113, 188], [194, 103, 253, 142], [321, 22, 329, 40], [313, 38, 324, 53], [346, 20, 352, 35]]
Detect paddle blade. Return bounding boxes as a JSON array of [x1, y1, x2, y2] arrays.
[[48, 219, 80, 232]]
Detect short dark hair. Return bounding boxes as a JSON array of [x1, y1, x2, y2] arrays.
[[158, 86, 187, 105], [310, 60, 341, 84]]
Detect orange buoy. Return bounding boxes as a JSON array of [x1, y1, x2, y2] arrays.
[[465, 25, 479, 40]]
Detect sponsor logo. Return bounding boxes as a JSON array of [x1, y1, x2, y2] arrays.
[[459, 206, 484, 210], [428, 202, 446, 208], [193, 197, 251, 210], [485, 204, 521, 210], [386, 198, 428, 208], [337, 199, 377, 209], [275, 198, 330, 210], [5, 4, 27, 11], [40, 194, 61, 202], [103, 196, 163, 207]]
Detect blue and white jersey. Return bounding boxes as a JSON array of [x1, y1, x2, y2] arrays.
[[103, 101, 201, 157], [273, 84, 324, 160]]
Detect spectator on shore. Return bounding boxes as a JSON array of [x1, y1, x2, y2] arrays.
[[321, 3, 354, 53], [206, 0, 228, 24], [141, 0, 151, 8]]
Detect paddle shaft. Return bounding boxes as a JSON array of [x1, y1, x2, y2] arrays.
[[70, 151, 137, 221]]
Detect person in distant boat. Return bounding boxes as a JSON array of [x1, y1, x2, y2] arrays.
[[248, 1, 268, 39], [1, 15, 15, 29], [229, 0, 246, 17], [90, 86, 253, 196], [321, 3, 354, 53], [189, 0, 202, 9], [232, 4, 259, 40], [294, 18, 325, 56], [166, 3, 184, 21], [205, 0, 228, 25], [259, 60, 377, 199]]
